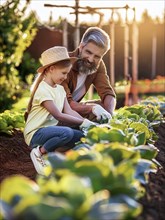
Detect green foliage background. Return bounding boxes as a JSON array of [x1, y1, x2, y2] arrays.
[[0, 0, 37, 112]]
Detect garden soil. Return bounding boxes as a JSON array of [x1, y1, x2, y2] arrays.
[[0, 123, 165, 220]]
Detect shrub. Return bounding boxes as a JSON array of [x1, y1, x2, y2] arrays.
[[0, 0, 37, 112]]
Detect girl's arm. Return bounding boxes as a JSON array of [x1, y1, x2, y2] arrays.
[[42, 100, 83, 125]]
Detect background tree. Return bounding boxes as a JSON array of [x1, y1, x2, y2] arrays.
[[0, 0, 37, 112], [141, 9, 153, 23]]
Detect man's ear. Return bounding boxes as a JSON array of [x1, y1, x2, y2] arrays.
[[79, 43, 83, 53]]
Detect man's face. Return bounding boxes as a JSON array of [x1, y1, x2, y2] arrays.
[[78, 42, 105, 74]]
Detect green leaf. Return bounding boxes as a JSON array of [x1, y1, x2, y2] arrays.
[[107, 128, 126, 142], [58, 174, 93, 207], [109, 119, 128, 130], [0, 175, 38, 204], [127, 113, 140, 121], [129, 122, 150, 139], [77, 190, 110, 219], [16, 198, 74, 220], [136, 132, 146, 145], [133, 144, 158, 160], [86, 127, 110, 143], [110, 195, 142, 218], [89, 202, 128, 220], [95, 143, 140, 165], [73, 159, 112, 192], [134, 159, 157, 184], [47, 152, 67, 169]]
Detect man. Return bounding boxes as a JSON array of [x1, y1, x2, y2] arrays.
[[62, 27, 116, 122]]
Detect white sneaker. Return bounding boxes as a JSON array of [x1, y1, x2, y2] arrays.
[[30, 146, 47, 175]]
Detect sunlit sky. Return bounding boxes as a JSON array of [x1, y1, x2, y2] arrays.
[[1, 0, 165, 23]]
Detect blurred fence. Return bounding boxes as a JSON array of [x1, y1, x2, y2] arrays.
[[27, 22, 164, 82]]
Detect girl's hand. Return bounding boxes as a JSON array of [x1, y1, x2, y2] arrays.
[[79, 118, 97, 130]]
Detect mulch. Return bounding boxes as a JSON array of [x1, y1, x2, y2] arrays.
[[0, 123, 165, 220], [137, 123, 165, 220], [0, 130, 36, 182]]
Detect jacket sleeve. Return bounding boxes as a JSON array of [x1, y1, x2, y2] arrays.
[[62, 77, 93, 115], [93, 61, 116, 101], [61, 76, 73, 103]]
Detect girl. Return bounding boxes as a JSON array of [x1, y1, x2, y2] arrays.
[[24, 46, 95, 175]]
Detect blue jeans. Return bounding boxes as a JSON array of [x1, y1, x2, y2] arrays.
[[30, 126, 84, 152]]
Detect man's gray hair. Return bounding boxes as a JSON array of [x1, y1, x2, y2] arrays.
[[80, 27, 110, 53]]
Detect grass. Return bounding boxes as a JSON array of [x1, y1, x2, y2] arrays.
[[12, 89, 30, 111], [12, 96, 29, 111]]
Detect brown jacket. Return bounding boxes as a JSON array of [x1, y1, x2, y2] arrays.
[[62, 48, 116, 104]]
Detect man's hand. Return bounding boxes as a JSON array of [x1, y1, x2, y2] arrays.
[[92, 105, 112, 121], [79, 118, 97, 130]]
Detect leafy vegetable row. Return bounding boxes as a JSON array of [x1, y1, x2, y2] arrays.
[[0, 110, 25, 135], [0, 96, 164, 220]]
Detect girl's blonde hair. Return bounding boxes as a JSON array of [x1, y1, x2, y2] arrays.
[[24, 59, 72, 121]]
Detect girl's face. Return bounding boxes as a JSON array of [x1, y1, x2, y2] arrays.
[[46, 65, 71, 87]]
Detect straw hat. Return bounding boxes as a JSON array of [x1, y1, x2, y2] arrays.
[[37, 46, 77, 73]]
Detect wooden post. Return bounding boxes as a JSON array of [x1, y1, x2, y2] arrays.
[[132, 8, 138, 83], [124, 10, 129, 80], [62, 19, 68, 48], [88, 13, 104, 100], [110, 13, 115, 87], [151, 34, 157, 79], [74, 0, 80, 48]]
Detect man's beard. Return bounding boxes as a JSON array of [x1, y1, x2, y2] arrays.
[[77, 58, 98, 75]]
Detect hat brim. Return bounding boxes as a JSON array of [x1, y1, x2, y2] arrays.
[[37, 57, 77, 73]]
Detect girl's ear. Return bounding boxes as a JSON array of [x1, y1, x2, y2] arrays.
[[50, 65, 55, 72]]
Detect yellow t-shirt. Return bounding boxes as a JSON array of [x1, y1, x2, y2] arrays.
[[24, 81, 66, 146]]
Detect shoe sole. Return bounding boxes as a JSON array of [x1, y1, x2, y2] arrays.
[[30, 150, 45, 175]]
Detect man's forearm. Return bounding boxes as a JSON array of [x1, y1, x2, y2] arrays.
[[103, 95, 116, 115], [70, 100, 93, 116]]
